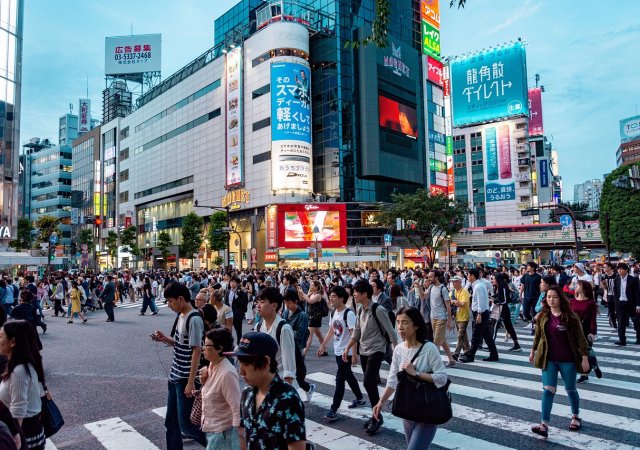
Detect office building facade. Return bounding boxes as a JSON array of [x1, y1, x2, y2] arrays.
[[573, 179, 602, 212]]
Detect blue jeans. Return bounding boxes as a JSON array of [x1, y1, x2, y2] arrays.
[[403, 420, 437, 450], [166, 380, 206, 450], [206, 429, 240, 450], [141, 296, 157, 314], [541, 361, 579, 423]]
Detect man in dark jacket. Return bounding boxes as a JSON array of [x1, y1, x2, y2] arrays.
[[226, 276, 248, 344], [613, 263, 640, 346], [99, 275, 116, 322]]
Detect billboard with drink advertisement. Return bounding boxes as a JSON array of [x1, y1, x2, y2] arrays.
[[225, 47, 243, 188], [528, 88, 544, 136], [277, 203, 347, 249], [450, 42, 528, 127], [271, 61, 312, 192], [105, 34, 161, 75], [484, 122, 516, 203], [379, 95, 418, 139]]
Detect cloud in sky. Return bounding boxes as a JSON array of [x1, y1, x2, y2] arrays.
[[488, 0, 542, 34]]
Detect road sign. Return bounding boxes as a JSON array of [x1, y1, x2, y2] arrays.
[[384, 234, 392, 243], [49, 234, 58, 244], [559, 214, 573, 228]]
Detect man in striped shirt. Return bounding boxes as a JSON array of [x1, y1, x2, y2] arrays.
[[153, 282, 206, 450]]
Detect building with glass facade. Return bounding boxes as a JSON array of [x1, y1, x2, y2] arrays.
[[0, 0, 23, 249]]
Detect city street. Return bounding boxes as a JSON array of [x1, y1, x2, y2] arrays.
[[42, 302, 640, 450]]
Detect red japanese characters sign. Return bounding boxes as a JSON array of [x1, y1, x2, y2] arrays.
[[105, 34, 161, 75]]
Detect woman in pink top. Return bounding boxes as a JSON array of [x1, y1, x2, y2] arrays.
[[199, 327, 242, 450], [570, 281, 600, 383]]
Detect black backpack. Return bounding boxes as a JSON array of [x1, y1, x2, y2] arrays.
[[368, 303, 395, 344], [275, 321, 307, 382]]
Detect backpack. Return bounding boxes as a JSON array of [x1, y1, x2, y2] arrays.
[[367, 303, 395, 344], [275, 321, 307, 382], [507, 283, 520, 304], [169, 310, 202, 342]]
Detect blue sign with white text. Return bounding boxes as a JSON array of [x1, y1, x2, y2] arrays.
[[539, 159, 549, 188], [451, 43, 529, 127], [485, 182, 516, 202], [271, 62, 311, 143]]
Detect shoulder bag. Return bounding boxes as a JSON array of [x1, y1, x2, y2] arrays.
[[190, 390, 202, 426], [41, 384, 64, 437], [392, 343, 453, 425]]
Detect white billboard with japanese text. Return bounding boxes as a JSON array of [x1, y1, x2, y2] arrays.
[[78, 98, 91, 133], [105, 34, 161, 76]]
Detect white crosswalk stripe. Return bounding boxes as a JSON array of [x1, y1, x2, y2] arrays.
[[46, 312, 639, 450]]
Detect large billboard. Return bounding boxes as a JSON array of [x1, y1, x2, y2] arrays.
[[78, 99, 91, 133], [620, 115, 640, 144], [450, 42, 528, 127], [528, 88, 544, 136], [421, 20, 441, 61], [105, 34, 161, 75], [270, 61, 312, 192], [379, 95, 418, 139], [277, 203, 347, 249], [484, 123, 516, 202], [225, 47, 244, 188]]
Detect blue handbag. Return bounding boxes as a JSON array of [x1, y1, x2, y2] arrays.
[[41, 385, 64, 437]]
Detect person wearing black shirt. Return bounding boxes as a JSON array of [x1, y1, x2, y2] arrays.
[[520, 262, 542, 324], [601, 262, 618, 329]]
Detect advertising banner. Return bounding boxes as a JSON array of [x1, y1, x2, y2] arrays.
[[78, 99, 91, 133], [266, 205, 278, 249], [225, 47, 243, 188], [539, 158, 549, 188], [485, 123, 515, 202], [620, 115, 640, 143], [421, 20, 441, 60], [421, 0, 440, 28], [271, 61, 312, 192], [379, 95, 418, 139], [105, 34, 161, 75], [277, 203, 347, 249], [427, 56, 443, 86], [528, 88, 544, 136], [451, 42, 528, 127]]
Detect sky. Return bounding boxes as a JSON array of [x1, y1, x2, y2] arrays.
[[20, 0, 640, 200]]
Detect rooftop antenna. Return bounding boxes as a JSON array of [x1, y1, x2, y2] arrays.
[[69, 103, 73, 114], [86, 75, 89, 98]]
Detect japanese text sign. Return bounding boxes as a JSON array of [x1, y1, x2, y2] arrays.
[[105, 34, 161, 75], [225, 47, 244, 188], [528, 88, 544, 136], [421, 20, 441, 60]]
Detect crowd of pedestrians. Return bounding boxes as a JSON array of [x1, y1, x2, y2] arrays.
[[0, 257, 638, 449]]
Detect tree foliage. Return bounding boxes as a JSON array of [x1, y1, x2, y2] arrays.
[[600, 163, 640, 257], [119, 226, 141, 259], [105, 231, 119, 268], [35, 216, 61, 244], [559, 202, 599, 222], [181, 212, 204, 264], [157, 231, 173, 262], [379, 189, 467, 267], [10, 218, 33, 250], [77, 229, 94, 248], [207, 211, 229, 252]]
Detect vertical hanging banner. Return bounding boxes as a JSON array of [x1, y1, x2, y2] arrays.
[[485, 126, 498, 181], [485, 122, 516, 202], [539, 159, 549, 187], [270, 61, 313, 192], [528, 87, 544, 136], [78, 99, 91, 133], [225, 47, 243, 188]]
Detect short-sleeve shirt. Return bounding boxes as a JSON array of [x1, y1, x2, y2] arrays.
[[240, 375, 306, 450], [522, 273, 542, 301], [331, 308, 356, 356], [429, 284, 450, 321], [169, 310, 204, 382], [215, 303, 234, 321]]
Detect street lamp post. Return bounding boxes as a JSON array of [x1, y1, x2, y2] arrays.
[[193, 200, 231, 271], [312, 225, 320, 271], [222, 227, 242, 269]]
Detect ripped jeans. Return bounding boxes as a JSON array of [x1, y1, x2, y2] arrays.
[[541, 360, 580, 423]]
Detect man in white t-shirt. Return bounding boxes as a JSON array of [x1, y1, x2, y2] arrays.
[[318, 285, 365, 422], [570, 263, 594, 291]]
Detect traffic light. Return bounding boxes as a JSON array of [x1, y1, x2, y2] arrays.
[[94, 216, 103, 226], [380, 250, 386, 259], [49, 253, 55, 261]]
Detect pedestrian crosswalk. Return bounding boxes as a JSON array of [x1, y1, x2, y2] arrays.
[[46, 313, 640, 449]]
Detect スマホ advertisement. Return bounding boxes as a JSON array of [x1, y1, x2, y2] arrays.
[[225, 47, 243, 188], [271, 61, 312, 192]]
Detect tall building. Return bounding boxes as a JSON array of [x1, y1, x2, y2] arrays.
[[0, 0, 24, 249], [617, 115, 640, 167], [19, 138, 73, 249], [573, 179, 602, 211], [59, 113, 78, 146]]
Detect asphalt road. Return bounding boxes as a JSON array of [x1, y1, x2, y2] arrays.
[[41, 300, 640, 450]]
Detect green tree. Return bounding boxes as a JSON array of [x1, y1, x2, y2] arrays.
[[600, 163, 640, 257], [77, 228, 94, 248], [35, 215, 61, 244], [207, 211, 229, 254], [181, 212, 204, 268], [10, 218, 34, 250], [119, 226, 142, 264], [213, 256, 224, 268], [105, 231, 119, 269], [559, 201, 599, 222], [156, 231, 174, 267], [379, 189, 467, 267]]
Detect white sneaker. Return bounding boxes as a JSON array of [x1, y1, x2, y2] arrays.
[[306, 383, 316, 403], [523, 323, 532, 329]]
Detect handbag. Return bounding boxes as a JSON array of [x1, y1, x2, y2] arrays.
[[190, 390, 202, 426], [392, 343, 453, 425], [319, 297, 329, 317], [41, 385, 64, 437]]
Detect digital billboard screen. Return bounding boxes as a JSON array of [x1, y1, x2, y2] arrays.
[[450, 42, 528, 127], [379, 95, 418, 139], [620, 115, 640, 144], [277, 204, 347, 249]]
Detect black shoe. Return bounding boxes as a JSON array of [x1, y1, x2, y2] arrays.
[[508, 346, 522, 352], [42, 326, 47, 335], [106, 319, 113, 322], [347, 399, 366, 409], [594, 366, 603, 379], [365, 416, 383, 435], [614, 341, 626, 346], [483, 356, 499, 362], [363, 417, 373, 429], [458, 355, 474, 363], [577, 375, 588, 384], [452, 354, 459, 361]]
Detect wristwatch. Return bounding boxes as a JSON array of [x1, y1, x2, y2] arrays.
[[415, 371, 421, 379]]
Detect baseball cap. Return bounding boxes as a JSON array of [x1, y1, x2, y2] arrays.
[[574, 263, 585, 272], [451, 276, 464, 282], [225, 332, 278, 360]]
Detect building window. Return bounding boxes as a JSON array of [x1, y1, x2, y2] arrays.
[[120, 127, 129, 139], [251, 48, 309, 68], [119, 191, 129, 203], [134, 176, 194, 199], [119, 169, 129, 182], [253, 151, 271, 164], [252, 117, 270, 132], [119, 147, 129, 160], [252, 84, 270, 100]]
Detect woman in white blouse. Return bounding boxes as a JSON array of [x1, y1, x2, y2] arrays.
[[373, 306, 447, 449], [0, 320, 46, 450]]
